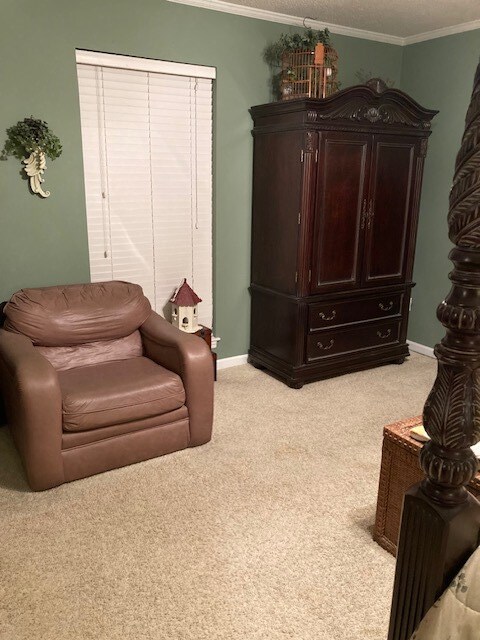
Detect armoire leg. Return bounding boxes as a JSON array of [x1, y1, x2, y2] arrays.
[[286, 379, 304, 389]]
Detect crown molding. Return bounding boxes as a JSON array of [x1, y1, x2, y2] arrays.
[[165, 0, 404, 45], [402, 19, 480, 45], [166, 0, 480, 47]]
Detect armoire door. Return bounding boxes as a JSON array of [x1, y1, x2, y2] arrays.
[[251, 130, 305, 295], [310, 131, 371, 294], [362, 135, 418, 286]]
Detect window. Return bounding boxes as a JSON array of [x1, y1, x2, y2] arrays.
[[76, 50, 215, 328]]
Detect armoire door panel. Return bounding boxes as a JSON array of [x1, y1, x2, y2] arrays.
[[310, 132, 370, 294], [251, 130, 306, 295], [363, 136, 417, 285]]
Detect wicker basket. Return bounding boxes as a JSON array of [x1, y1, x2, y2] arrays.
[[280, 43, 339, 100], [374, 416, 480, 556]]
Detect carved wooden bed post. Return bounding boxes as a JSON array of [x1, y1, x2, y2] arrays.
[[388, 60, 480, 640]]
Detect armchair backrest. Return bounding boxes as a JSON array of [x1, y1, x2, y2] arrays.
[[4, 281, 152, 371]]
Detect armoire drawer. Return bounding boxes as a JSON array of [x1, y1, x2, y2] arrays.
[[306, 320, 401, 361], [308, 293, 403, 331]]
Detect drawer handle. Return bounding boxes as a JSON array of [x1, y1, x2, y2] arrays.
[[316, 339, 335, 350], [319, 310, 336, 321], [377, 329, 392, 339], [379, 301, 393, 311]]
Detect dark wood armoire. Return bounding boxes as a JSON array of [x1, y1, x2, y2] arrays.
[[248, 80, 438, 388]]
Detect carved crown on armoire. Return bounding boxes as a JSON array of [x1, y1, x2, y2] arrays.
[[248, 79, 438, 388]]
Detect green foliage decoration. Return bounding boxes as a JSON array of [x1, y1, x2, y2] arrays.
[[263, 28, 331, 99], [264, 28, 331, 67], [1, 116, 62, 162]]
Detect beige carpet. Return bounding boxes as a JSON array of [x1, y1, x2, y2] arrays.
[[0, 353, 436, 640]]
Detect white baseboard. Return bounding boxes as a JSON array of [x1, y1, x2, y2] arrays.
[[408, 340, 435, 358], [217, 354, 248, 370]]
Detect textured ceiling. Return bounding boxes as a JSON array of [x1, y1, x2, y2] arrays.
[[216, 0, 480, 37]]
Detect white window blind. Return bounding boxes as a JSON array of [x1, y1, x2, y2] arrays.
[[76, 55, 213, 328]]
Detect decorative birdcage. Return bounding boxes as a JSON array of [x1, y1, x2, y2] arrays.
[[280, 44, 339, 100]]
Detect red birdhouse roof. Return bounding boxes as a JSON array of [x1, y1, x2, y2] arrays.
[[170, 279, 202, 306]]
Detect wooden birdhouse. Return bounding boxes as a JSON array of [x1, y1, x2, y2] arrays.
[[170, 279, 202, 333]]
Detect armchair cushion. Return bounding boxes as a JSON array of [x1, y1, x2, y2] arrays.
[[36, 330, 143, 372], [4, 281, 151, 346], [59, 357, 185, 432]]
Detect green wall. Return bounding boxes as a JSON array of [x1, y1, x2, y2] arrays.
[[0, 0, 403, 358], [401, 31, 480, 348], [5, 2, 474, 357]]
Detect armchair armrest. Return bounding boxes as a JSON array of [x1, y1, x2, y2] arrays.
[[140, 313, 213, 446], [0, 329, 64, 490]]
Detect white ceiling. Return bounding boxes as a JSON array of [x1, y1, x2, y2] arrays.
[[168, 0, 480, 43], [221, 0, 480, 37]]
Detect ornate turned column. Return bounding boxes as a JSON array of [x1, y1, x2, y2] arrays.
[[388, 61, 480, 640]]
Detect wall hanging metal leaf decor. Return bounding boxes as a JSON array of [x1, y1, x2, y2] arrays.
[[1, 116, 62, 198], [22, 150, 50, 197]]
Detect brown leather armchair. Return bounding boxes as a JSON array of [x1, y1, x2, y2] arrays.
[[0, 281, 214, 490]]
